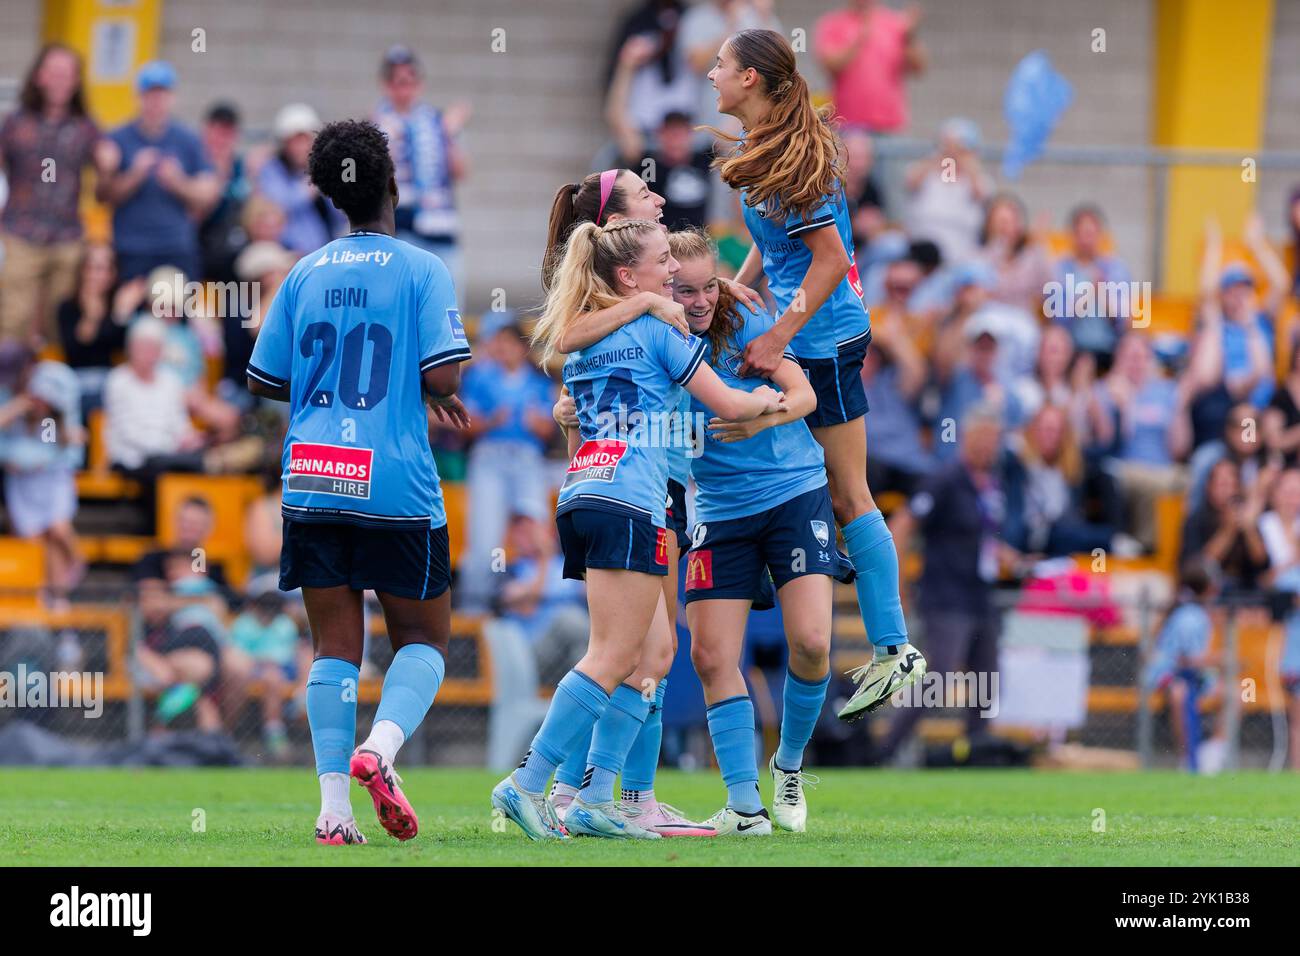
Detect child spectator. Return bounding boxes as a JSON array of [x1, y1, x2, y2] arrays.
[[0, 359, 85, 607], [1143, 562, 1220, 772], [227, 575, 304, 758]]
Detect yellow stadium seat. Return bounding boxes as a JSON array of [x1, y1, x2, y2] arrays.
[[0, 536, 45, 607], [443, 481, 466, 566]]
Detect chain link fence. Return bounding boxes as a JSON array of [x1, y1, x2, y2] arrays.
[[1, 572, 1294, 771]]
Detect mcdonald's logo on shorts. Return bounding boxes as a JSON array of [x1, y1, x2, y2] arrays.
[[685, 549, 713, 590], [655, 527, 669, 566]]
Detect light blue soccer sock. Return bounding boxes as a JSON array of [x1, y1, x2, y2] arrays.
[[373, 643, 446, 744], [775, 669, 830, 772], [579, 683, 651, 804], [841, 508, 908, 648], [306, 657, 360, 777], [553, 727, 592, 790], [622, 677, 667, 795], [516, 669, 610, 793], [707, 695, 762, 813]]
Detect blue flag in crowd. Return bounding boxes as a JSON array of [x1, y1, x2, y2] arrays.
[[1002, 50, 1073, 180]]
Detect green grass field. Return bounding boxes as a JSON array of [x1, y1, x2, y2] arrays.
[[3, 767, 1298, 866]]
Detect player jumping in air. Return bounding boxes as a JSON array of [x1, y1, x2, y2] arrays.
[[246, 120, 472, 845], [669, 229, 852, 834], [491, 218, 784, 840], [705, 29, 926, 718]]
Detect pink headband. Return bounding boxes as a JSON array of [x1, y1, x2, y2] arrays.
[[595, 169, 619, 225]]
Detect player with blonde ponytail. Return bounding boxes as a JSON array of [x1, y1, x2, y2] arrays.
[[491, 217, 785, 841]]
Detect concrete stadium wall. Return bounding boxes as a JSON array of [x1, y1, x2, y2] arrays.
[[0, 0, 1296, 306]]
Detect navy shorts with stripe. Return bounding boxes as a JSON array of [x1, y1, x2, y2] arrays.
[[684, 485, 854, 605], [797, 330, 871, 428], [666, 479, 690, 551], [280, 517, 451, 600], [557, 508, 669, 581]]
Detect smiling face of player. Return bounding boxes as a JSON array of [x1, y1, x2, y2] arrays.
[[605, 170, 665, 224], [612, 228, 679, 299], [708, 41, 760, 119], [672, 254, 720, 334]]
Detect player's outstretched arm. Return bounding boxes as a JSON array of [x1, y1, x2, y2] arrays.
[[556, 292, 688, 353], [740, 226, 849, 377], [707, 357, 815, 443], [684, 361, 784, 422]]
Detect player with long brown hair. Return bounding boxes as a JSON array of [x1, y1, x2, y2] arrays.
[[705, 28, 926, 719]]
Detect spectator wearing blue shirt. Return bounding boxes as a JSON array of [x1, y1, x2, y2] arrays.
[[97, 62, 218, 281], [861, 310, 933, 495], [459, 311, 558, 609], [1052, 204, 1134, 359], [495, 513, 588, 686], [373, 45, 468, 294], [1143, 562, 1219, 772], [1188, 214, 1291, 448], [934, 325, 1023, 460], [256, 104, 344, 256], [1091, 333, 1192, 550]]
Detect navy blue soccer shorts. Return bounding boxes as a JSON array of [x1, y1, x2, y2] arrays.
[[280, 518, 451, 600], [665, 479, 690, 551], [796, 331, 870, 429], [557, 508, 670, 581], [684, 485, 854, 605]]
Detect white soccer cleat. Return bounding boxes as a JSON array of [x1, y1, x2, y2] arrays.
[[837, 642, 927, 722], [769, 755, 818, 832], [704, 805, 772, 836], [314, 812, 367, 846]]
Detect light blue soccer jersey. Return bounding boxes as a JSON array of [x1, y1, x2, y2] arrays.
[[741, 185, 870, 360], [248, 231, 471, 529], [690, 305, 828, 523], [667, 389, 693, 489], [558, 315, 706, 526]]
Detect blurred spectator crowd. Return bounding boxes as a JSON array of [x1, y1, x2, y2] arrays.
[[2, 1, 1300, 766]]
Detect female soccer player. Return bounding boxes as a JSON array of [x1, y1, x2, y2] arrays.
[[667, 230, 849, 834], [541, 168, 725, 837], [246, 120, 472, 846], [491, 218, 783, 840], [705, 28, 926, 718]]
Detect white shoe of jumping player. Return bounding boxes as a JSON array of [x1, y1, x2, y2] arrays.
[[769, 755, 818, 833], [837, 642, 927, 722]]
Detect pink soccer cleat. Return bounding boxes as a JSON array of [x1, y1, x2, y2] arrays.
[[619, 799, 717, 837], [349, 748, 418, 841], [315, 813, 367, 845]]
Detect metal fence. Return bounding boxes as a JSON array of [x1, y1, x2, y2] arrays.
[[1, 576, 1294, 773]]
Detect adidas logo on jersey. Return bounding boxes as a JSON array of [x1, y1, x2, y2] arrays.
[[314, 249, 394, 267]]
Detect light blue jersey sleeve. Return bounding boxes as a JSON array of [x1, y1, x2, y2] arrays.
[[736, 306, 798, 363], [644, 319, 707, 385], [416, 255, 472, 372], [247, 272, 298, 389], [783, 196, 837, 240]]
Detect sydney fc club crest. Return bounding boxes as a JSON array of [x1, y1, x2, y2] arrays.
[[810, 520, 830, 548]]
